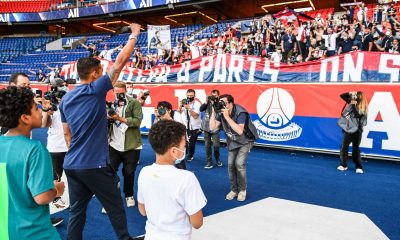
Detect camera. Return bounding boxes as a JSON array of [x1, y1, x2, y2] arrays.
[[106, 101, 117, 125], [181, 98, 190, 106], [114, 92, 127, 107], [141, 91, 150, 100], [351, 93, 358, 101], [158, 107, 167, 116], [215, 100, 227, 112], [207, 95, 218, 102], [43, 88, 67, 111]]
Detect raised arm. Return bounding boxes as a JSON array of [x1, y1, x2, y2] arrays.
[[107, 23, 141, 85]]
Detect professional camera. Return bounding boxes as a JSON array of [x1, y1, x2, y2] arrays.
[[158, 107, 167, 116], [106, 101, 117, 126], [43, 88, 67, 111], [207, 95, 218, 102], [115, 93, 127, 107], [181, 98, 190, 106], [141, 91, 150, 100], [215, 100, 227, 112]]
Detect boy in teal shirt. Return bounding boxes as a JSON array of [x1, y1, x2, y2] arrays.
[[0, 86, 65, 240]]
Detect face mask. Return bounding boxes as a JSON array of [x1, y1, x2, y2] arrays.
[[158, 107, 167, 116], [173, 147, 186, 164], [386, 32, 391, 36], [127, 89, 133, 95], [343, 37, 348, 40], [187, 97, 195, 102]]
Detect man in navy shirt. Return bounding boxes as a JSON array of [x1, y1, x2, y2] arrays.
[[281, 28, 297, 64], [60, 23, 141, 240]]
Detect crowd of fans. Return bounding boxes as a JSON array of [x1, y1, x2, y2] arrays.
[[116, 2, 399, 69]]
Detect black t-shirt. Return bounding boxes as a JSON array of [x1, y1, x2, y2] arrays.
[[36, 72, 46, 81], [339, 39, 354, 53], [282, 34, 296, 51], [361, 34, 373, 51]]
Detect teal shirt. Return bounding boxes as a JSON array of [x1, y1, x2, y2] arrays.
[[0, 136, 60, 240]]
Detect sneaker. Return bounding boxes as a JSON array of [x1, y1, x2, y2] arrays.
[[204, 162, 213, 169], [356, 168, 364, 174], [51, 217, 64, 227], [337, 166, 348, 171], [126, 196, 136, 207], [237, 191, 247, 202], [216, 160, 223, 167], [101, 208, 107, 214], [52, 198, 67, 209], [187, 157, 193, 162], [225, 191, 238, 200]]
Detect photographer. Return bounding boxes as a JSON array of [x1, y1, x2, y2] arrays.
[[209, 94, 258, 202], [337, 92, 368, 174], [41, 88, 69, 211], [177, 89, 202, 162], [107, 81, 143, 209], [200, 90, 222, 169]]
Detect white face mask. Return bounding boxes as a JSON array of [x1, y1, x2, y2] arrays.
[[386, 32, 391, 36], [173, 147, 186, 164]]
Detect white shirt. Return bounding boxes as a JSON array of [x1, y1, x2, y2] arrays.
[[179, 100, 201, 130], [270, 52, 282, 65], [137, 164, 207, 240], [109, 105, 127, 152], [99, 48, 117, 61], [322, 33, 338, 51], [47, 109, 68, 152], [190, 45, 200, 59]]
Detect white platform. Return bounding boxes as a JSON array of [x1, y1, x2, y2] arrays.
[[192, 197, 389, 240]]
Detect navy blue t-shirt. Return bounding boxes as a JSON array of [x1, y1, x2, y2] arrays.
[[60, 74, 113, 169], [282, 34, 296, 51]]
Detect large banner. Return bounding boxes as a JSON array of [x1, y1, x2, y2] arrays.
[[0, 0, 191, 23], [147, 25, 172, 53], [61, 52, 400, 83], [9, 83, 398, 160]]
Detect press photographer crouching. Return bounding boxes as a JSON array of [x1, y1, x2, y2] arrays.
[[337, 91, 368, 174], [200, 89, 222, 169], [107, 81, 143, 209], [209, 94, 258, 202]]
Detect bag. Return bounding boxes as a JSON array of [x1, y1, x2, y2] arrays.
[[337, 104, 359, 133]]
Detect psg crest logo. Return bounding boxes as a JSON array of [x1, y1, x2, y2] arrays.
[[253, 88, 302, 142]]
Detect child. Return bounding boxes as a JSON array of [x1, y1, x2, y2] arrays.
[[137, 120, 207, 240], [0, 86, 65, 239]]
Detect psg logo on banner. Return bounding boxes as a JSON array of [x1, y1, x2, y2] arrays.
[[254, 88, 302, 142]]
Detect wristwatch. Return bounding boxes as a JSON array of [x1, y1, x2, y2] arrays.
[[128, 34, 138, 41]]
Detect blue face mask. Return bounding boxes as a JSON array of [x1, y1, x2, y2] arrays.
[[173, 147, 186, 164]]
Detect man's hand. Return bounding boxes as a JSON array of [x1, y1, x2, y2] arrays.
[[41, 98, 51, 110], [184, 104, 191, 110], [154, 109, 160, 118], [110, 114, 120, 121], [54, 181, 65, 198], [220, 108, 230, 118], [130, 23, 141, 37]]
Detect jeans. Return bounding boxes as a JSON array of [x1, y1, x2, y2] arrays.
[[204, 131, 220, 164], [109, 146, 140, 197], [65, 167, 130, 240], [340, 130, 363, 169], [187, 129, 200, 159], [50, 152, 66, 181], [228, 142, 253, 193]]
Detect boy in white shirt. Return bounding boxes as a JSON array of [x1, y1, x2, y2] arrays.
[[137, 120, 207, 240]]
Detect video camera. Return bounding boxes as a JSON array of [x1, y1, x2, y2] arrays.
[[115, 93, 127, 107], [181, 98, 191, 106], [38, 87, 66, 111]]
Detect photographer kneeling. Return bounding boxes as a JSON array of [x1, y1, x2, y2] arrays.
[[107, 81, 143, 209], [209, 94, 258, 202]]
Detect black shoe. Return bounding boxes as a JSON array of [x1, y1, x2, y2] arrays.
[[187, 157, 193, 162], [204, 162, 213, 169], [51, 217, 64, 227], [216, 160, 223, 167]]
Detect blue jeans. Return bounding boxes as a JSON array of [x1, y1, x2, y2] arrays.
[[227, 142, 253, 193]]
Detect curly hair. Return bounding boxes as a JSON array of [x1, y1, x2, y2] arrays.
[[0, 86, 34, 129], [149, 120, 186, 155]]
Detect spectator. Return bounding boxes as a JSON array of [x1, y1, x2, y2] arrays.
[[338, 32, 355, 54], [281, 28, 297, 64], [79, 42, 100, 57], [99, 44, 122, 61], [360, 26, 374, 51]]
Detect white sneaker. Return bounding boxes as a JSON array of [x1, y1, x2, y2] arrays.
[[337, 166, 348, 171], [356, 168, 364, 174], [225, 191, 238, 200], [101, 208, 107, 214], [126, 196, 135, 207], [237, 191, 247, 202]]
